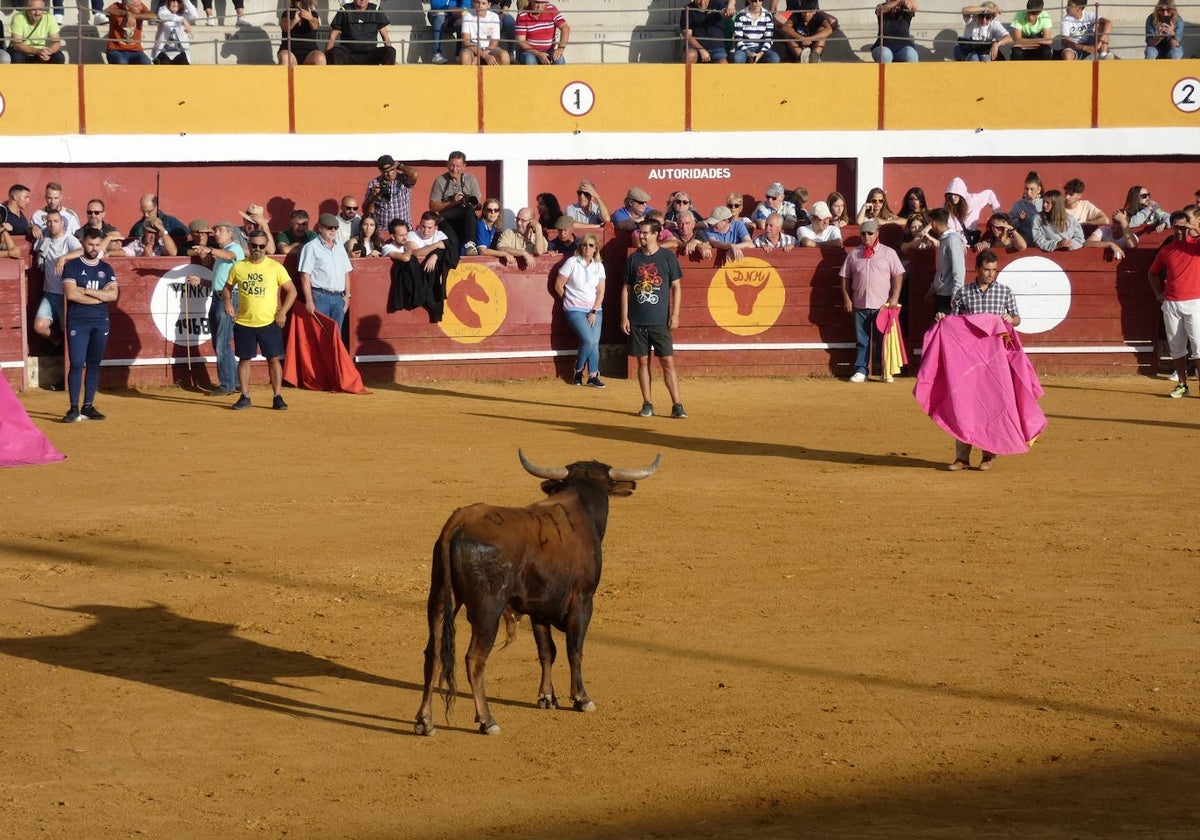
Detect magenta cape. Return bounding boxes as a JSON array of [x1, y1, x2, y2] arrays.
[[0, 375, 66, 468], [913, 313, 1047, 456]]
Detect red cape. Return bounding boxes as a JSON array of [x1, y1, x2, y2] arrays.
[[283, 307, 370, 395]]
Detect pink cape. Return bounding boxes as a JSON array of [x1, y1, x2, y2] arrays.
[[913, 313, 1047, 456], [282, 306, 370, 395], [0, 375, 66, 468]]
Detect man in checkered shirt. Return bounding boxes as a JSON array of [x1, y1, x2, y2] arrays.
[[935, 249, 1022, 471]]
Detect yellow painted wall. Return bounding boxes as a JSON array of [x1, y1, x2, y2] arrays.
[[1098, 59, 1200, 128], [293, 66, 478, 134], [883, 62, 1094, 130], [83, 66, 290, 134], [0, 67, 81, 136], [690, 64, 879, 131], [481, 65, 686, 133]]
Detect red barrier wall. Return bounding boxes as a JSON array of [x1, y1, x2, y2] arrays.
[[1, 257, 27, 390]]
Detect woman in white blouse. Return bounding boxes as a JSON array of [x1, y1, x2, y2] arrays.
[[152, 0, 199, 65], [554, 233, 606, 387]]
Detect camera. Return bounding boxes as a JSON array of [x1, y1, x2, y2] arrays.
[[377, 183, 392, 202], [462, 195, 479, 209]]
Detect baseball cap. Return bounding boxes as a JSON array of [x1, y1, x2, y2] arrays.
[[706, 206, 733, 225], [811, 201, 832, 220]]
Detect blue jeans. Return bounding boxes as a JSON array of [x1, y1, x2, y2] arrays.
[[565, 308, 602, 377], [853, 307, 882, 376], [872, 45, 918, 63], [518, 49, 565, 65], [107, 49, 152, 65], [1146, 43, 1183, 59], [312, 288, 346, 328], [953, 44, 992, 61], [427, 10, 458, 56], [209, 289, 238, 391], [731, 49, 780, 63], [66, 321, 108, 407]]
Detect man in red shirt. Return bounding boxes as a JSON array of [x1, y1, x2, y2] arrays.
[[103, 0, 155, 64], [1148, 211, 1200, 397], [515, 0, 568, 64]]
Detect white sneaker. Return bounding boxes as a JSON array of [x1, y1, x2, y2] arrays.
[[205, 12, 215, 24], [94, 11, 108, 24], [432, 53, 449, 64], [236, 15, 250, 26], [883, 376, 894, 383], [849, 371, 867, 383], [54, 13, 64, 23]]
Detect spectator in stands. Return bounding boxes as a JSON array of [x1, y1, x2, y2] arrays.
[[787, 186, 812, 226], [1, 185, 34, 238], [428, 0, 466, 64], [972, 212, 1027, 253], [461, 0, 510, 64], [954, 2, 1011, 62], [681, 0, 728, 64], [102, 0, 156, 65], [536, 192, 564, 232], [326, 0, 396, 65], [664, 191, 705, 231], [1123, 185, 1170, 232], [665, 212, 713, 261], [489, 0, 516, 57], [754, 213, 796, 252], [347, 215, 384, 257], [780, 0, 835, 63], [840, 219, 903, 383], [1031, 189, 1085, 251], [31, 182, 81, 237], [705, 205, 752, 261], [1063, 178, 1110, 225], [366, 155, 419, 234], [8, 0, 65, 64], [555, 232, 607, 387], [78, 200, 125, 254], [826, 192, 852, 228], [1009, 170, 1043, 241], [732, 0, 779, 63], [279, 0, 326, 65], [33, 210, 80, 345], [129, 194, 189, 239], [122, 217, 178, 256], [567, 180, 611, 225], [406, 211, 450, 274], [335, 195, 361, 246], [901, 186, 929, 220], [151, 0, 198, 64], [429, 150, 483, 252], [900, 213, 936, 259], [727, 192, 753, 226], [751, 183, 799, 231], [382, 219, 411, 263], [199, 0, 246, 26], [186, 218, 212, 250], [943, 177, 1001, 241], [1085, 208, 1136, 260], [1009, 0, 1053, 60], [495, 208, 547, 269], [474, 198, 505, 256], [1146, 0, 1185, 59], [548, 215, 579, 255], [871, 0, 918, 63], [1147, 211, 1200, 397], [235, 203, 276, 255], [1, 229, 19, 258], [925, 207, 966, 314], [277, 210, 318, 255], [856, 187, 901, 226], [797, 200, 843, 247], [515, 0, 569, 65], [1060, 0, 1110, 60], [614, 187, 655, 232], [298, 213, 354, 330]]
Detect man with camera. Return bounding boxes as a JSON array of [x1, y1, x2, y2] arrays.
[[364, 154, 419, 233], [429, 150, 483, 254]]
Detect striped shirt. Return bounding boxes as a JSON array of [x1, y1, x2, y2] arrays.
[[951, 281, 1019, 319], [734, 9, 773, 53], [516, 4, 565, 51]]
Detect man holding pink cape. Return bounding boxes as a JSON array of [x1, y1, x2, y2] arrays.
[[915, 249, 1047, 471]]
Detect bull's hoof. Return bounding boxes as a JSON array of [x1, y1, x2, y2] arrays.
[[573, 699, 596, 713], [479, 722, 501, 735], [414, 719, 436, 736], [537, 693, 558, 710]]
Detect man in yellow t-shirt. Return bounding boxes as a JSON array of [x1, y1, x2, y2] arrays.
[[221, 228, 298, 411]]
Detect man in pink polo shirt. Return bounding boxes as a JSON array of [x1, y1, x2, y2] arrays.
[[838, 219, 904, 383], [515, 0, 568, 64]]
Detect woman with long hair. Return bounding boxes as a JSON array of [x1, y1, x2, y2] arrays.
[[347, 215, 384, 258], [856, 187, 900, 225], [826, 192, 852, 228], [1009, 170, 1043, 240], [278, 0, 326, 65], [943, 176, 1001, 242], [554, 233, 607, 387], [537, 193, 564, 230], [1031, 189, 1084, 252], [901, 187, 928, 221], [151, 0, 199, 65], [1122, 185, 1170, 231], [1145, 0, 1184, 59]]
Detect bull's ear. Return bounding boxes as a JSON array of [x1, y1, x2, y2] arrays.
[[540, 479, 565, 495], [609, 480, 636, 497]]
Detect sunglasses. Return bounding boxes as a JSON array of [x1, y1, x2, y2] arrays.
[[674, 199, 690, 205], [727, 203, 742, 209], [248, 242, 269, 249], [343, 204, 358, 210], [87, 210, 103, 215], [577, 190, 591, 197], [580, 243, 597, 248], [485, 207, 501, 213], [630, 199, 647, 206]]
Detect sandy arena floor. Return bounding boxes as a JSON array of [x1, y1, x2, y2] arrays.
[[1, 374, 1197, 840]]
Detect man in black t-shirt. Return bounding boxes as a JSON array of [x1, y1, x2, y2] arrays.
[[621, 218, 687, 419], [325, 0, 396, 65]]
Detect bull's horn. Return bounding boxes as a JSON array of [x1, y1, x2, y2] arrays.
[[609, 454, 662, 482], [518, 449, 568, 480]]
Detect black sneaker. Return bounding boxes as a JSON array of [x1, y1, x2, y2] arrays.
[[80, 404, 106, 420], [572, 371, 583, 386], [586, 376, 606, 388], [61, 408, 83, 423], [637, 402, 654, 417], [670, 403, 688, 419], [232, 394, 252, 410], [272, 395, 288, 411]]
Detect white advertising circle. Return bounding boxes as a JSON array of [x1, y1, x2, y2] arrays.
[[0, 92, 6, 119], [560, 81, 595, 117], [997, 255, 1072, 334], [1171, 77, 1200, 113], [148, 263, 214, 347]]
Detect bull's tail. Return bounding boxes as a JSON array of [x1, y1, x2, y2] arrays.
[[437, 529, 458, 721]]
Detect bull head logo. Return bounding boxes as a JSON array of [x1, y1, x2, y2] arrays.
[[447, 271, 491, 329], [724, 269, 770, 316]]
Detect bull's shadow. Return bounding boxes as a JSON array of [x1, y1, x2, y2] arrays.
[[0, 601, 421, 733]]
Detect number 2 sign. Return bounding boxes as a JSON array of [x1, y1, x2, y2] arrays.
[[1172, 77, 1200, 114], [560, 82, 595, 117]]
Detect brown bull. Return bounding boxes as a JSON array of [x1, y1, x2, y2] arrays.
[[414, 450, 660, 736]]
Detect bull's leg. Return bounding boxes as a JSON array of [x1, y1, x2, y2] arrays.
[[464, 617, 502, 735], [564, 597, 596, 712], [531, 621, 558, 709]]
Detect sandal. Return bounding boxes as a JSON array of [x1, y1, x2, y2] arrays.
[[947, 460, 969, 471]]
